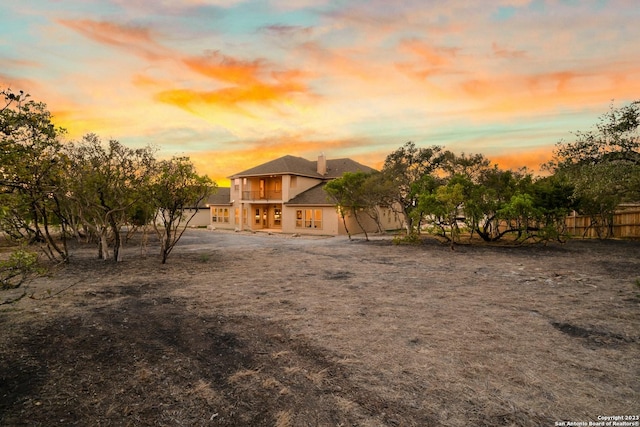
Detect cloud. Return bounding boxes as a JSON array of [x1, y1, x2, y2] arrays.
[[491, 42, 526, 59], [59, 16, 317, 130], [261, 24, 313, 38], [183, 51, 265, 85], [57, 19, 166, 60], [399, 38, 459, 68], [6, 0, 638, 184], [155, 82, 306, 115], [154, 60, 312, 117]]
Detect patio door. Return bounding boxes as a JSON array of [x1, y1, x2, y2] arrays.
[[273, 206, 282, 227], [254, 207, 267, 228]]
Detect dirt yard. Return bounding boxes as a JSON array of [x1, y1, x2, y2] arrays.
[[1, 230, 638, 426]]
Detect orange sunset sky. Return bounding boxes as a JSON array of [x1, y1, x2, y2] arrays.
[[2, 0, 639, 185]]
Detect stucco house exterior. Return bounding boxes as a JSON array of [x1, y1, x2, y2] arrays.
[[207, 154, 403, 235], [179, 188, 231, 228]]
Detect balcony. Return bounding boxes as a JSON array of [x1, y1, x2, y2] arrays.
[[242, 189, 282, 201]]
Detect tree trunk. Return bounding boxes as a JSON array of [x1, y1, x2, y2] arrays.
[[340, 209, 351, 240], [352, 209, 369, 241], [97, 227, 110, 260], [160, 223, 171, 264], [109, 217, 122, 262]]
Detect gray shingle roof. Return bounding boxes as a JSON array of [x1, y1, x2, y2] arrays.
[[230, 155, 375, 179], [204, 187, 231, 206], [325, 158, 376, 177], [285, 183, 334, 206]]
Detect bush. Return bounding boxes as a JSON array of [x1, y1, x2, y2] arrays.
[[0, 249, 41, 290], [392, 232, 422, 245]]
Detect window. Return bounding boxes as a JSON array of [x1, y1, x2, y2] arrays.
[[314, 209, 322, 229], [305, 209, 313, 228], [234, 208, 239, 224], [212, 207, 230, 223], [290, 176, 297, 188], [274, 207, 282, 226], [243, 208, 248, 225], [296, 209, 322, 229], [296, 210, 303, 228]]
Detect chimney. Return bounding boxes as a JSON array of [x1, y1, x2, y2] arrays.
[[317, 152, 327, 175]]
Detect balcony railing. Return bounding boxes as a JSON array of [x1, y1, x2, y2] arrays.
[[242, 190, 282, 201]]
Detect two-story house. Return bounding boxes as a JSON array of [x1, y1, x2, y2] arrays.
[[207, 154, 403, 235]]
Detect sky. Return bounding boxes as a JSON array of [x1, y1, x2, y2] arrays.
[[1, 0, 639, 185]]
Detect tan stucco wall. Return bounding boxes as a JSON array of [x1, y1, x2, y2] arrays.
[[342, 207, 404, 235], [208, 206, 235, 230], [282, 206, 340, 235], [288, 176, 324, 199]]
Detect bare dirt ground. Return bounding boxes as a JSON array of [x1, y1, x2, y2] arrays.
[[1, 230, 639, 427]]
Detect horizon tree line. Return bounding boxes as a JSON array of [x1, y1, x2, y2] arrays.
[[1, 87, 639, 291], [327, 101, 639, 244]]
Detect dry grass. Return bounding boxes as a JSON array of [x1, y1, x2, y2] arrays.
[[0, 230, 638, 426]]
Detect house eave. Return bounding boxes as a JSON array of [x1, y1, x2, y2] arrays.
[[284, 202, 335, 207], [229, 172, 324, 180]]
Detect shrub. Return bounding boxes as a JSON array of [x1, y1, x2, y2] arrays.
[[0, 249, 41, 290]]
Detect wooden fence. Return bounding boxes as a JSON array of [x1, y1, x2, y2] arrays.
[[565, 205, 640, 238]]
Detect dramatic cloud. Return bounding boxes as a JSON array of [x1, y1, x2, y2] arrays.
[[1, 0, 638, 183], [57, 19, 167, 60]]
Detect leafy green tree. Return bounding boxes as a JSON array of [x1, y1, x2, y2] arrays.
[[149, 157, 215, 264], [381, 142, 445, 234], [548, 100, 640, 237], [441, 151, 492, 183], [528, 175, 575, 241], [359, 171, 397, 233], [464, 167, 525, 242], [417, 177, 466, 248], [64, 134, 156, 261], [0, 89, 69, 262], [497, 192, 540, 240], [325, 171, 375, 240]]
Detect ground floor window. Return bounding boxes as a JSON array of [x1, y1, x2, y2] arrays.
[[296, 209, 322, 229], [212, 207, 229, 223], [274, 207, 281, 226]]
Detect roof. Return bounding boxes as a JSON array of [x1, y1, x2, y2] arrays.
[[325, 158, 377, 178], [230, 155, 375, 179], [285, 183, 334, 206], [184, 188, 231, 209], [204, 187, 232, 206]]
